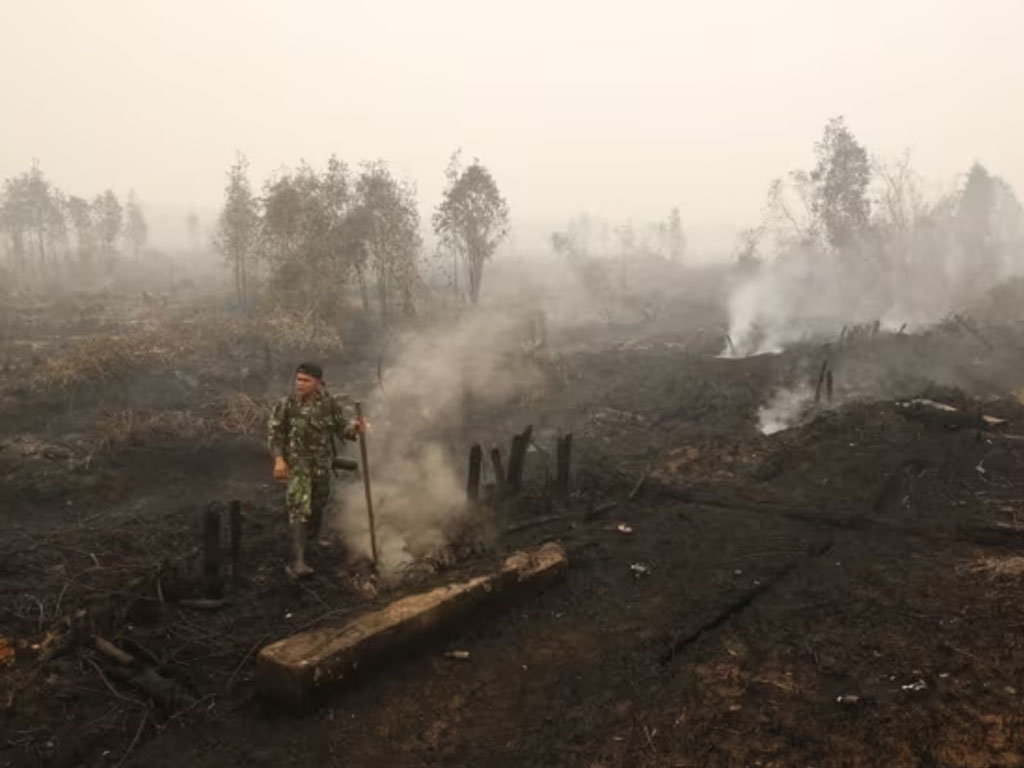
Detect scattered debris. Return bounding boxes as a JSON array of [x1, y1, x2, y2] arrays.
[[0, 635, 13, 667], [629, 463, 652, 500], [901, 679, 927, 692], [586, 500, 619, 520], [968, 555, 1024, 577], [505, 514, 564, 534], [836, 694, 860, 705], [616, 523, 634, 535], [444, 650, 470, 660], [894, 398, 1004, 430], [179, 598, 228, 610], [630, 563, 651, 577]]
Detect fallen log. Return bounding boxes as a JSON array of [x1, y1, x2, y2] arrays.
[[893, 399, 986, 430], [257, 542, 568, 708]]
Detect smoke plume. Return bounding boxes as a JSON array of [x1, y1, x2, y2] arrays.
[[331, 307, 544, 575]]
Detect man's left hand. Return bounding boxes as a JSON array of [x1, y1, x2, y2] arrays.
[[346, 417, 370, 439]]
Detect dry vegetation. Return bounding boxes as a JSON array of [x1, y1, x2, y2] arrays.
[[33, 331, 191, 395], [218, 392, 271, 436], [95, 409, 212, 450]]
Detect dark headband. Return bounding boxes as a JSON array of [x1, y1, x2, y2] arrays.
[[296, 362, 323, 379]]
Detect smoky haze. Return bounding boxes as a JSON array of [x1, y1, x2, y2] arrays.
[[2, 0, 1023, 254]]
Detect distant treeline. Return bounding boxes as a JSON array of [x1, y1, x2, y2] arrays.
[[212, 149, 510, 321], [739, 116, 1024, 281], [0, 163, 150, 269]]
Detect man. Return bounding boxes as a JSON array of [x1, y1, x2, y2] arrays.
[[268, 362, 363, 579]]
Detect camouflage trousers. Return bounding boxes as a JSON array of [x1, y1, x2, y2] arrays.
[[286, 462, 331, 533]]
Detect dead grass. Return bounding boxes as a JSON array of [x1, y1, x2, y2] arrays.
[[220, 392, 271, 435], [968, 555, 1024, 578], [263, 307, 344, 357], [96, 408, 210, 450], [34, 330, 190, 393]]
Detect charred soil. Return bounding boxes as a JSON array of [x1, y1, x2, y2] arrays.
[[4, 291, 1024, 767]]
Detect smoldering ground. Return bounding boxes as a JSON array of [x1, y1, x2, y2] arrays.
[[329, 304, 547, 576], [719, 138, 1024, 434]]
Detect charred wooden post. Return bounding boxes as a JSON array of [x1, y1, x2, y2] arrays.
[[202, 502, 223, 599], [491, 447, 507, 498], [467, 443, 482, 503], [507, 435, 525, 492], [507, 425, 533, 493], [814, 360, 829, 404], [826, 369, 834, 403], [229, 499, 242, 581], [555, 433, 573, 506]]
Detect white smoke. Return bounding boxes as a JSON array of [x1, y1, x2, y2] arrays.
[[331, 307, 545, 575], [757, 383, 815, 435], [723, 161, 1024, 359]]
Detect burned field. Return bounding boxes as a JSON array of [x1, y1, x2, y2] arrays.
[[4, 286, 1024, 768]]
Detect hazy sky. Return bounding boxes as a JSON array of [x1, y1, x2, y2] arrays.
[[2, 0, 1022, 252]]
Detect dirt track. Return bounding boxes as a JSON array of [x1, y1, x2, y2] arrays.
[[4, 293, 1024, 767]]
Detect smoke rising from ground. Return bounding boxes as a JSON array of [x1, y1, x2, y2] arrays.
[[330, 307, 544, 575], [724, 152, 1024, 360]]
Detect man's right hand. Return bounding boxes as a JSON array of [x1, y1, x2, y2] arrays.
[[273, 457, 289, 481]]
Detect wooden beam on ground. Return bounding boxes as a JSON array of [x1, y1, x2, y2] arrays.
[[256, 542, 568, 708]]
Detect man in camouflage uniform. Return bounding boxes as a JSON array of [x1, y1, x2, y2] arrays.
[[268, 362, 363, 579]]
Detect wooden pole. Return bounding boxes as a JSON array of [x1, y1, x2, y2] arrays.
[[814, 360, 829, 405], [490, 447, 507, 498], [202, 502, 222, 599], [826, 369, 834, 403], [467, 443, 482, 503], [229, 499, 242, 581], [355, 402, 378, 567], [507, 425, 532, 493], [555, 433, 572, 506]]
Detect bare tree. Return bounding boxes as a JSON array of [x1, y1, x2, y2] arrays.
[[124, 189, 148, 259], [185, 211, 201, 254], [810, 116, 871, 252], [215, 152, 260, 309], [667, 207, 686, 261], [91, 190, 122, 260], [354, 161, 421, 319], [433, 151, 509, 304], [260, 157, 354, 317], [66, 195, 93, 262]]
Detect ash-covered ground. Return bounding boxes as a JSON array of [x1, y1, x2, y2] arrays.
[[4, 264, 1024, 768]]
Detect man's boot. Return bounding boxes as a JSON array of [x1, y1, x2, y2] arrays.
[[306, 503, 323, 543], [287, 521, 314, 579]]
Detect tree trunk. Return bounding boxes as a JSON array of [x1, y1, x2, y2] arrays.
[[356, 263, 371, 313]]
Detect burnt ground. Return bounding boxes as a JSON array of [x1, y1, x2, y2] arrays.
[[5, 286, 1024, 767]]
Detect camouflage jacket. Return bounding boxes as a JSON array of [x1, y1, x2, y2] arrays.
[[267, 390, 353, 468]]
